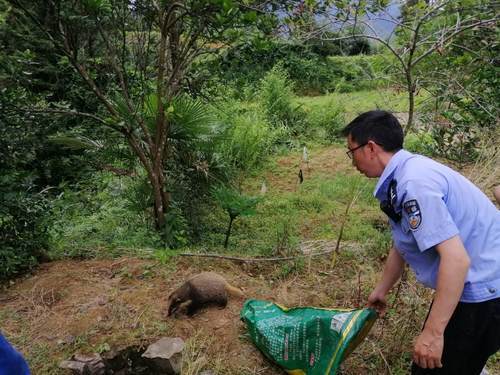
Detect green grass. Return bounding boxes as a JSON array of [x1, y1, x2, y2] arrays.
[[44, 87, 415, 260], [47, 172, 162, 259], [198, 146, 391, 261], [296, 88, 428, 120]]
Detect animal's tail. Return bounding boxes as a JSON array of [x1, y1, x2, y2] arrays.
[[225, 283, 245, 298]]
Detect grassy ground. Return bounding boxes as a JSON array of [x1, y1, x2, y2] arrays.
[[1, 88, 498, 374], [2, 143, 498, 374], [296, 88, 427, 120]]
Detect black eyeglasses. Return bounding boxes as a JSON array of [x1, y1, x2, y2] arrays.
[[346, 143, 368, 159]]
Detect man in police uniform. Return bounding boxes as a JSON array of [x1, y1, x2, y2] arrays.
[[342, 110, 499, 374]]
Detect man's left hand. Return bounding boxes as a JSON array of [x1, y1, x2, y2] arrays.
[[413, 329, 444, 369]]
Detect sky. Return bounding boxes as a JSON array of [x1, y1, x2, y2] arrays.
[[365, 1, 402, 40]]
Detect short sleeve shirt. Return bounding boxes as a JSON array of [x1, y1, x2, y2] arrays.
[[374, 150, 500, 302]]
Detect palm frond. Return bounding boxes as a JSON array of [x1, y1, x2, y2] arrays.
[[49, 135, 104, 150], [169, 95, 215, 143]]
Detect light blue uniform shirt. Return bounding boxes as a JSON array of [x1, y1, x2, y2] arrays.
[[374, 150, 500, 302]]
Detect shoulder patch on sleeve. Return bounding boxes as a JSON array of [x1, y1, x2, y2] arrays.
[[403, 199, 422, 230]]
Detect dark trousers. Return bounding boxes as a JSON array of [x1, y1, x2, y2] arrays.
[[411, 297, 500, 375]]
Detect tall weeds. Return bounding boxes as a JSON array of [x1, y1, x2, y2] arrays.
[[259, 63, 306, 133]]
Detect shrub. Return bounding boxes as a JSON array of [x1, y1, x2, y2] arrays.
[[304, 101, 346, 142], [283, 55, 338, 94], [274, 54, 391, 95], [0, 188, 48, 279], [428, 112, 481, 163], [193, 38, 388, 96], [47, 172, 162, 258], [215, 100, 288, 172], [404, 131, 438, 156], [326, 55, 389, 93], [259, 63, 306, 132], [220, 114, 267, 171], [211, 185, 260, 248]]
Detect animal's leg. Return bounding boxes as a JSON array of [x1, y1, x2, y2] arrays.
[[186, 300, 199, 316], [214, 294, 228, 309]]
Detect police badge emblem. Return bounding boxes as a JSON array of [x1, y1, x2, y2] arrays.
[[403, 199, 422, 230]]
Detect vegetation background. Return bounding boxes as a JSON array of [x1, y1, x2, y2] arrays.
[[0, 0, 498, 374]]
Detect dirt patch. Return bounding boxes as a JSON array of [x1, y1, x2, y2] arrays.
[[0, 255, 384, 374]]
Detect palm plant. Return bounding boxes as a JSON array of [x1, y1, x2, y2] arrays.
[[211, 185, 260, 249]]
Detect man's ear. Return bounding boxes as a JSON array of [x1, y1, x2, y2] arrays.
[[367, 140, 377, 154]]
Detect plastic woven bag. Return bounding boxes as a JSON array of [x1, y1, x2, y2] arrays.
[[240, 299, 377, 375]]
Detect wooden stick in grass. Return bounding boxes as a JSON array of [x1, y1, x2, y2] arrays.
[[330, 182, 367, 267]]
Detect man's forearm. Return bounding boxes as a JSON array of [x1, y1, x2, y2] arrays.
[[376, 246, 405, 294], [424, 236, 470, 335]]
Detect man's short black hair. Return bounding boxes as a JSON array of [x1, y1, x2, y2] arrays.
[[341, 110, 404, 152]]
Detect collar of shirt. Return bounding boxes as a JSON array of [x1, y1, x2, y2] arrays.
[[373, 149, 415, 200]]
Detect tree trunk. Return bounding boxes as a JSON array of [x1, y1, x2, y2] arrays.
[[406, 70, 415, 134], [407, 87, 415, 134], [148, 168, 170, 230], [224, 216, 235, 249]]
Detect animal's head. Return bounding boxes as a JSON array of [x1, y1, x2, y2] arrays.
[[167, 291, 183, 316]]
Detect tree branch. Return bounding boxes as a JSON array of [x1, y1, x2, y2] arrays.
[[412, 18, 497, 67], [21, 107, 124, 132]]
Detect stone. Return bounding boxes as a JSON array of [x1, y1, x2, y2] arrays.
[[141, 337, 185, 374], [59, 360, 88, 374], [57, 335, 75, 345], [59, 353, 105, 375]]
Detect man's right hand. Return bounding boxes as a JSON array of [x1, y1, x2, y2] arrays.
[[367, 288, 388, 316], [367, 247, 405, 317]]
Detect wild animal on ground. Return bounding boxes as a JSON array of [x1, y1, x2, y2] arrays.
[[166, 272, 244, 316]]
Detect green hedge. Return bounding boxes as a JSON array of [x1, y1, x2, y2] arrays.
[[193, 38, 393, 97]]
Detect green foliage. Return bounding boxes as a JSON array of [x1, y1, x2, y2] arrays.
[[404, 131, 438, 156], [259, 64, 306, 132], [276, 258, 305, 280], [211, 185, 260, 248], [47, 173, 162, 258], [430, 112, 481, 163], [0, 84, 104, 278], [397, 0, 498, 136], [162, 205, 189, 249], [0, 189, 48, 279], [274, 220, 300, 257], [211, 186, 260, 220], [285, 54, 388, 94], [0, 1, 135, 276], [326, 55, 388, 93], [216, 105, 286, 173], [413, 2, 498, 162], [153, 248, 178, 265], [303, 100, 346, 142], [195, 36, 386, 97]]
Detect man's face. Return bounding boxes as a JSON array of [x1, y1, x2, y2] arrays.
[[346, 135, 380, 178]]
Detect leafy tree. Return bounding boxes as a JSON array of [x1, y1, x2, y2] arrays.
[[414, 1, 499, 128], [0, 1, 114, 277], [6, 0, 274, 231], [288, 0, 498, 131], [0, 87, 49, 278]]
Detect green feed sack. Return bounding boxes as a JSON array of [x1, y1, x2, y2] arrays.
[[240, 299, 377, 375]]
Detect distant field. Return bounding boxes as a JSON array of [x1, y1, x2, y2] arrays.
[[296, 88, 428, 120]]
